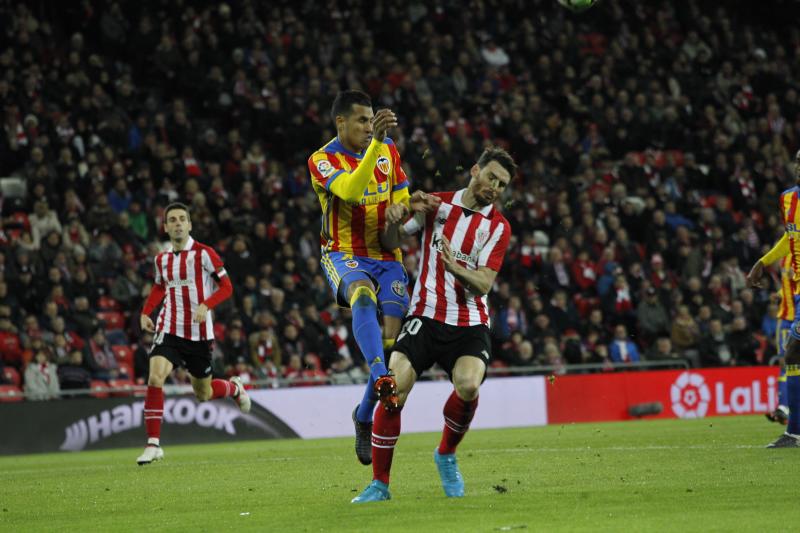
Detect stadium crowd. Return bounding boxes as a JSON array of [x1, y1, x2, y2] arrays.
[[1, 0, 800, 397]]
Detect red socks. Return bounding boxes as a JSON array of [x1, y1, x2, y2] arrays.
[[210, 379, 236, 399], [144, 385, 164, 443], [371, 407, 401, 484], [438, 391, 478, 455]]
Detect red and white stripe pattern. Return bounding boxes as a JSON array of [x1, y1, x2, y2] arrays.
[[404, 190, 511, 327], [443, 414, 470, 435], [144, 407, 163, 423], [153, 237, 226, 340], [371, 431, 399, 450]]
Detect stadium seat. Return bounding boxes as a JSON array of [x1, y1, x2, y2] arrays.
[[108, 378, 134, 397], [2, 366, 21, 387], [97, 311, 126, 331], [111, 345, 134, 367], [97, 296, 121, 311], [90, 380, 110, 399], [117, 362, 134, 379], [0, 385, 24, 402]]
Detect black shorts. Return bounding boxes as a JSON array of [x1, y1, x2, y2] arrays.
[[391, 316, 491, 381], [149, 333, 214, 379]]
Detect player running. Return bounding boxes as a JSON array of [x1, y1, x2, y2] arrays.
[[137, 202, 249, 465], [308, 90, 439, 465], [351, 147, 515, 502], [747, 148, 800, 447]]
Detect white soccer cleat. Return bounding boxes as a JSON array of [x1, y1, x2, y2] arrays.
[[136, 445, 164, 465], [230, 376, 251, 414]]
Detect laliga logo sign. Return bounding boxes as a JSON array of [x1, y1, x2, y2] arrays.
[[670, 372, 711, 419], [670, 371, 777, 419]]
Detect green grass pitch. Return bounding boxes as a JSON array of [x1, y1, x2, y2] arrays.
[[1, 415, 799, 532]]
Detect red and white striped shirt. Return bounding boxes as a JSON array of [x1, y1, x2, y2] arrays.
[[404, 190, 511, 327], [153, 237, 226, 341]]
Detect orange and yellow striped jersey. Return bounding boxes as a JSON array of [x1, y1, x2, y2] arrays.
[[308, 137, 410, 262], [780, 186, 800, 282], [778, 255, 797, 321]]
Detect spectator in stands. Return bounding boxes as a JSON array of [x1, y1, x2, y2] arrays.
[[636, 286, 670, 346], [57, 350, 92, 394], [671, 305, 701, 357], [29, 200, 61, 249], [609, 324, 641, 364], [728, 316, 761, 366], [647, 337, 680, 362], [698, 319, 735, 367], [83, 326, 122, 381], [23, 348, 60, 400]]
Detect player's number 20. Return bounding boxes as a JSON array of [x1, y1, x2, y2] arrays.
[[396, 318, 422, 342]]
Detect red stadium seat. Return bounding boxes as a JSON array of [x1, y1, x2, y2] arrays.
[[90, 380, 110, 399], [97, 311, 126, 331], [2, 366, 21, 387], [118, 362, 134, 379], [112, 345, 134, 366], [108, 378, 134, 397], [97, 295, 121, 311], [0, 385, 24, 402]]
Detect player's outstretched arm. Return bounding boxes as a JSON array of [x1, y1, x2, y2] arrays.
[[747, 233, 789, 288], [140, 282, 166, 332], [439, 236, 498, 296], [381, 204, 413, 251], [408, 190, 441, 213]]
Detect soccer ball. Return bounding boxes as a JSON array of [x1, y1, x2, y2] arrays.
[[558, 0, 597, 12]]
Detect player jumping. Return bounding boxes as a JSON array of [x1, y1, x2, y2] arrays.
[[308, 90, 439, 465]]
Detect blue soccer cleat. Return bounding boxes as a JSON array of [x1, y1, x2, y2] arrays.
[[351, 480, 391, 503], [434, 449, 464, 497]]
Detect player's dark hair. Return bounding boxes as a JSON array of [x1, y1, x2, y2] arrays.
[[164, 202, 191, 221], [331, 90, 372, 123], [477, 147, 517, 179]]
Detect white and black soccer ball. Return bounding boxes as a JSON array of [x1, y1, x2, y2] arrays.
[[558, 0, 598, 13]]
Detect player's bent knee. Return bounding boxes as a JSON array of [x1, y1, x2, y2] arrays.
[[453, 374, 481, 401], [349, 283, 377, 307]]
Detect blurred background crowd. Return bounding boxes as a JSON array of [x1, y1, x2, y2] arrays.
[[1, 0, 800, 398]]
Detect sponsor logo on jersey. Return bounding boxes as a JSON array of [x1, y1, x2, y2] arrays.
[[376, 156, 391, 175], [345, 260, 359, 268], [316, 160, 335, 178], [391, 280, 406, 297], [431, 233, 478, 266]]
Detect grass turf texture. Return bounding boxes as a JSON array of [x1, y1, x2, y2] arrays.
[[1, 415, 798, 532]]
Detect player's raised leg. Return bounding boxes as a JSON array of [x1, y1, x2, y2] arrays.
[[190, 375, 251, 413], [137, 354, 172, 465], [352, 351, 416, 503], [434, 356, 484, 496]]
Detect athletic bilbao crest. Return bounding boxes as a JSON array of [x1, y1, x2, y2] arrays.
[[376, 156, 391, 175], [476, 229, 489, 246]]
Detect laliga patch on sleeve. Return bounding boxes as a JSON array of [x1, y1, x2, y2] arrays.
[[316, 160, 335, 177]]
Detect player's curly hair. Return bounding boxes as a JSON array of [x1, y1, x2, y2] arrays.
[[477, 147, 517, 179], [331, 90, 372, 123]]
